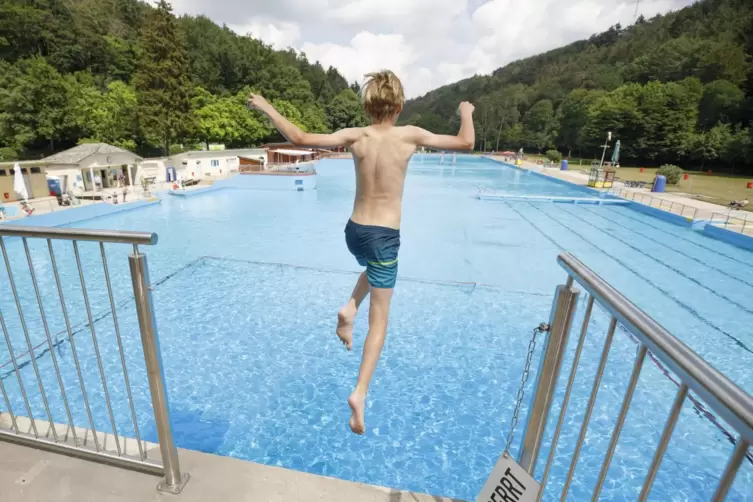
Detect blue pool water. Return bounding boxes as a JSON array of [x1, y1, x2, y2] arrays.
[[0, 156, 752, 500]]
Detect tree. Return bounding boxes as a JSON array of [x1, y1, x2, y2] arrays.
[[634, 79, 702, 162], [133, 0, 193, 155], [89, 81, 139, 149], [325, 89, 368, 130], [232, 89, 269, 146], [299, 104, 329, 133], [191, 89, 236, 149], [722, 127, 753, 167], [556, 89, 604, 155], [698, 80, 745, 130], [271, 99, 307, 131], [0, 57, 69, 153], [522, 100, 557, 151], [685, 124, 732, 166], [191, 87, 271, 148], [580, 91, 643, 160]]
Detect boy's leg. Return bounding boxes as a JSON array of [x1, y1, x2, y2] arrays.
[[348, 286, 393, 435], [336, 271, 370, 350]]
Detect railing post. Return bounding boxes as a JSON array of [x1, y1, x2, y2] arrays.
[[129, 250, 189, 494], [518, 279, 580, 475]]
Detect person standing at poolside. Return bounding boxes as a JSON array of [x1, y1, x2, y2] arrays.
[[248, 70, 475, 434]]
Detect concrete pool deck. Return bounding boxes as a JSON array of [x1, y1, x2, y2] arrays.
[[0, 441, 465, 502]]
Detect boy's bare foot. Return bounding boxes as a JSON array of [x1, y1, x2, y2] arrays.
[[336, 305, 356, 350], [348, 391, 366, 435]]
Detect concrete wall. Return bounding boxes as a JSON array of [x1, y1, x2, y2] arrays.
[[702, 224, 753, 252], [141, 149, 268, 183], [45, 166, 88, 192], [626, 201, 694, 227], [171, 149, 266, 179], [215, 172, 317, 191], [0, 168, 50, 201], [168, 187, 227, 198], [80, 152, 140, 170]]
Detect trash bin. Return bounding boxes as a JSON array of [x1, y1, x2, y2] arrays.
[[561, 159, 568, 171], [652, 175, 667, 193]]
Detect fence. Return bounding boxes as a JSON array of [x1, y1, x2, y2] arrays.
[[517, 252, 752, 501], [709, 211, 753, 236], [608, 187, 705, 220], [0, 225, 188, 493]]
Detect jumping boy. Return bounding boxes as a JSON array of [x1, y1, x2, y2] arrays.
[[248, 70, 475, 434]]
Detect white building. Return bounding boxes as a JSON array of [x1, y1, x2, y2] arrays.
[[140, 148, 267, 183], [41, 143, 142, 193]]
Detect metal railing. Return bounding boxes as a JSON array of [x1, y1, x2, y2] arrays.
[[609, 187, 704, 220], [709, 211, 753, 236], [0, 225, 188, 493], [518, 253, 753, 501]]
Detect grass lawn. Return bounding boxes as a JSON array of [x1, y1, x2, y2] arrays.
[[613, 167, 753, 210]]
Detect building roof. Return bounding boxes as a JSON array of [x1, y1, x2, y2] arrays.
[[271, 149, 315, 156], [160, 148, 265, 162], [0, 160, 48, 168], [263, 143, 330, 152], [42, 143, 141, 165]]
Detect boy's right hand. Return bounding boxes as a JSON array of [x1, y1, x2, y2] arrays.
[[458, 101, 475, 116], [247, 93, 271, 113]]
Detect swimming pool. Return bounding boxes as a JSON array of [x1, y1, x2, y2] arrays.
[[0, 156, 751, 500]]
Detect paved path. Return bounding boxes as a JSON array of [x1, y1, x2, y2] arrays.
[[0, 441, 465, 502]]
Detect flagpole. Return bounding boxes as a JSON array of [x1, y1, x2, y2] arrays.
[[599, 131, 612, 169]]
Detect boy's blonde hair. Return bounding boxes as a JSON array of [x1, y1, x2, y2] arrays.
[[361, 70, 405, 122]]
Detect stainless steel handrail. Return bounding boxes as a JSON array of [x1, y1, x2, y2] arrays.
[[0, 225, 157, 245], [0, 227, 186, 494], [557, 253, 753, 444], [514, 252, 753, 501]]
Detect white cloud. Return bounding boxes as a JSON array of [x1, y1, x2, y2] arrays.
[[229, 21, 301, 50], [302, 32, 427, 94], [169, 0, 695, 99]]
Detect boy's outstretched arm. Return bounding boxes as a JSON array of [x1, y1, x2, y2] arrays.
[[248, 93, 364, 149], [405, 101, 475, 152]]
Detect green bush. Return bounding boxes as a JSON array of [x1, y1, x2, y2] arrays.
[[657, 164, 683, 185], [545, 149, 563, 163], [0, 147, 18, 161]]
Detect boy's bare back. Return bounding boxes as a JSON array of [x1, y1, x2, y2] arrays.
[[346, 117, 475, 229], [348, 125, 418, 230]]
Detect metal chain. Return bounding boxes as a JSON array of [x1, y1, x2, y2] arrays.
[[504, 322, 550, 453]]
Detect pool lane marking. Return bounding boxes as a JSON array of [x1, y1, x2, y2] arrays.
[[520, 201, 752, 355], [554, 203, 753, 316], [0, 257, 208, 377], [516, 198, 753, 465], [1, 255, 551, 376], [577, 205, 753, 289], [199, 255, 551, 296]]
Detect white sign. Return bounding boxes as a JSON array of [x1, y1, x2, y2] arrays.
[[476, 453, 540, 502]]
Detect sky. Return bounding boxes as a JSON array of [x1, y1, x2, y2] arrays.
[[169, 0, 696, 99]]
